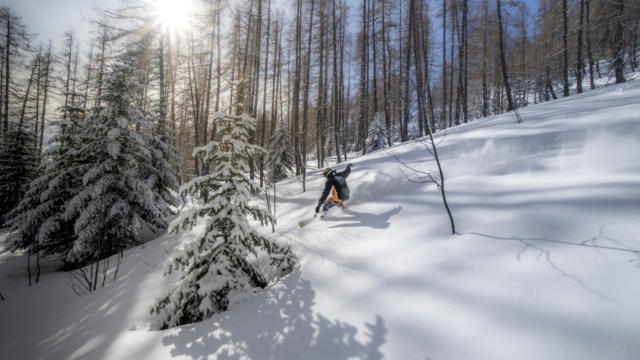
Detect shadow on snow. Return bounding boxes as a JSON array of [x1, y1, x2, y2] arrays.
[[161, 270, 387, 360]]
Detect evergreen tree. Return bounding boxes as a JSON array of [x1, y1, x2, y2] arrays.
[[6, 107, 85, 262], [366, 112, 388, 152], [0, 121, 39, 225], [266, 124, 294, 185], [63, 55, 176, 267], [151, 113, 296, 330]]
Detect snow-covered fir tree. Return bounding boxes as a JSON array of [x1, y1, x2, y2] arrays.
[[366, 112, 389, 152], [63, 54, 178, 267], [266, 124, 294, 184], [0, 121, 39, 226], [151, 113, 296, 329], [6, 107, 85, 264]]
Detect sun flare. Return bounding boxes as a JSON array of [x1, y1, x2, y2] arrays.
[[153, 0, 192, 30]]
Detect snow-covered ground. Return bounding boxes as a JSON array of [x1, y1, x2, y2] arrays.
[[2, 79, 640, 360]]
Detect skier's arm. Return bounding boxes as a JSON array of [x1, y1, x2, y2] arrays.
[[338, 163, 353, 179], [316, 182, 332, 213]]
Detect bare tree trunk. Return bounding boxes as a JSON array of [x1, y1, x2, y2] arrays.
[[359, 0, 369, 149], [293, 0, 303, 175], [562, 0, 570, 96], [215, 0, 222, 116], [441, 0, 447, 129], [159, 32, 167, 139], [340, 0, 348, 159], [34, 46, 41, 138], [260, 0, 271, 187], [402, 3, 411, 141], [454, 1, 462, 125], [332, 0, 343, 161], [613, 0, 626, 83], [462, 0, 468, 122], [397, 0, 403, 138], [3, 15, 11, 134], [0, 45, 4, 137], [497, 0, 515, 111], [95, 25, 108, 107], [187, 33, 201, 176], [448, 2, 454, 127], [70, 45, 79, 109], [249, 0, 264, 182], [420, 0, 436, 132], [19, 55, 38, 128], [271, 19, 280, 135], [576, 0, 584, 94], [316, 0, 325, 168], [481, 0, 489, 117], [586, 0, 595, 90], [370, 0, 378, 115], [411, 0, 425, 136], [62, 32, 74, 120], [381, 0, 391, 145], [82, 44, 93, 111], [301, 0, 316, 191], [39, 42, 52, 152]]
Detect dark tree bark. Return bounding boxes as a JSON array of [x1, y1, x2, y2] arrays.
[[332, 0, 343, 161], [562, 0, 570, 96], [301, 0, 315, 191], [613, 0, 626, 83], [496, 0, 515, 111], [292, 0, 302, 174], [34, 46, 41, 137], [585, 0, 595, 90], [441, 0, 447, 129], [62, 31, 74, 120], [576, 0, 584, 94], [381, 0, 391, 145], [260, 0, 271, 187], [316, 0, 325, 168], [39, 42, 52, 152], [370, 0, 378, 115], [462, 0, 468, 122], [401, 2, 411, 141], [95, 24, 108, 107], [82, 44, 93, 111], [19, 54, 38, 128], [3, 13, 10, 133], [454, 2, 462, 125], [411, 0, 426, 136], [359, 0, 369, 149], [481, 0, 489, 116]]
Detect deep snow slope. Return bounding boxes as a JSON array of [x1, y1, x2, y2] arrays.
[[1, 79, 640, 360]]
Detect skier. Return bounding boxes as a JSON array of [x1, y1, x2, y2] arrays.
[[315, 164, 353, 215]]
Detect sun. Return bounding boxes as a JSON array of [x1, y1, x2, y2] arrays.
[[153, 0, 192, 30]]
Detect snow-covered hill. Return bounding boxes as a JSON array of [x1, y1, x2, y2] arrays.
[[2, 79, 640, 360]]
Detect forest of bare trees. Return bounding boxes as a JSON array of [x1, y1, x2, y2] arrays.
[[0, 0, 639, 192]]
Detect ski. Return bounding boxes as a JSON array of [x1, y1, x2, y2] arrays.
[[298, 213, 318, 228]]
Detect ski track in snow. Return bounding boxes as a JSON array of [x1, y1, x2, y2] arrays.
[[2, 79, 640, 360]]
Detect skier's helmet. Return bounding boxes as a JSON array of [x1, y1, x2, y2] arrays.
[[323, 167, 332, 177]]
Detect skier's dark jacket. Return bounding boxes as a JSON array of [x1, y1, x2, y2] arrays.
[[316, 164, 352, 212]]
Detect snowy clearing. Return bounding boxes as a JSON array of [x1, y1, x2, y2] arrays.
[[2, 79, 640, 360]]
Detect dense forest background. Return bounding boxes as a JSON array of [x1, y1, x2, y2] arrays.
[[1, 0, 638, 184]]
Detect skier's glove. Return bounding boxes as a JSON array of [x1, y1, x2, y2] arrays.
[[315, 205, 320, 214]]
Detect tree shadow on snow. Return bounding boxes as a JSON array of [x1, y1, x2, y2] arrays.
[[325, 207, 402, 230], [463, 229, 640, 301], [161, 270, 387, 360]]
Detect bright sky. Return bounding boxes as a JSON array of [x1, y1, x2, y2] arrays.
[[5, 0, 541, 56], [3, 0, 120, 50]]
